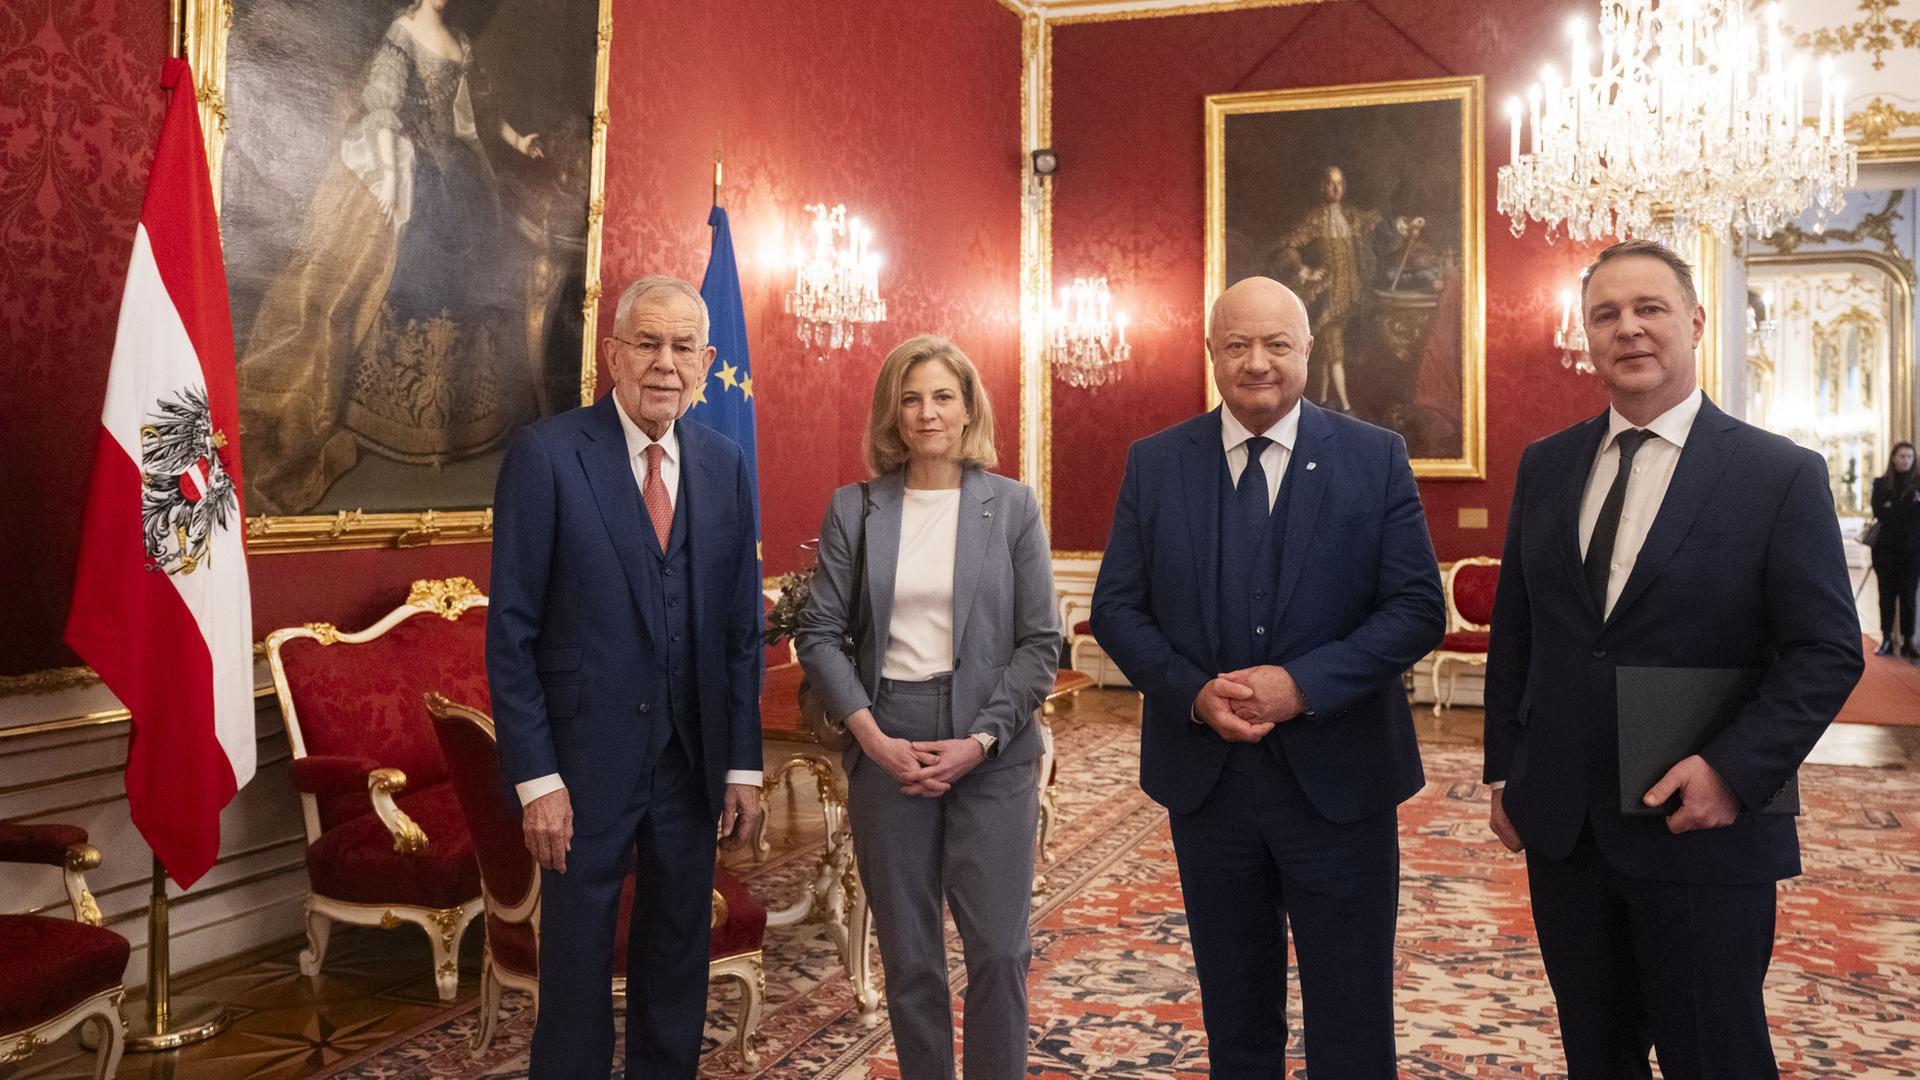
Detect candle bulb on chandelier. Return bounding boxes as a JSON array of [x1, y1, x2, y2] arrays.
[[1506, 97, 1523, 162], [1831, 76, 1845, 142], [1818, 57, 1834, 137], [1527, 83, 1542, 154]]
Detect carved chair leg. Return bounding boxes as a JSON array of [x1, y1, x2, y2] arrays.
[[845, 861, 880, 1026], [426, 905, 479, 1002], [730, 960, 764, 1069], [299, 905, 332, 977], [469, 955, 502, 1056], [1430, 657, 1448, 716], [85, 1009, 124, 1080]]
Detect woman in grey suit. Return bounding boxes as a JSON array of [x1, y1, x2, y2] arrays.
[[797, 334, 1060, 1080]]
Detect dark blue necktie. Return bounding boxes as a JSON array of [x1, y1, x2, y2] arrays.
[[1235, 435, 1273, 544]]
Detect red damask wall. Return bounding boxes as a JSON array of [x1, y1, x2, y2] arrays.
[[0, 0, 1020, 675], [599, 0, 1023, 577], [1047, 1, 1610, 557]]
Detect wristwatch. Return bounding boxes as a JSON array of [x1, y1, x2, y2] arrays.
[[970, 731, 998, 757]]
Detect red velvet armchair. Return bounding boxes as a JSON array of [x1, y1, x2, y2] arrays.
[[265, 577, 490, 1000], [0, 821, 127, 1079], [425, 693, 767, 1066], [1429, 557, 1501, 714]]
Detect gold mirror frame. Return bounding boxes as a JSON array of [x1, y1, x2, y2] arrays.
[[1204, 76, 1486, 479], [184, 0, 610, 554]]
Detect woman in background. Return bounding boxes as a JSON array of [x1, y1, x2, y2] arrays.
[[1870, 441, 1920, 658], [797, 335, 1059, 1079]]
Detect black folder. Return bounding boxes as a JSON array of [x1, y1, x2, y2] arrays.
[[1615, 666, 1799, 816]]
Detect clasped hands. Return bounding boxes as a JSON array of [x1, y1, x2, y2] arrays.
[[1193, 665, 1308, 742], [849, 708, 986, 797]]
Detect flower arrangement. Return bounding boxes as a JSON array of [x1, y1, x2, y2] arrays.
[[764, 566, 816, 648]]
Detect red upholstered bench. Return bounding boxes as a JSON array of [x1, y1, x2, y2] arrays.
[[0, 821, 128, 1079], [265, 577, 490, 1001], [426, 693, 767, 1065]]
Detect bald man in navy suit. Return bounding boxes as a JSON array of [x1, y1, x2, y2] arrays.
[[1093, 277, 1445, 1078]]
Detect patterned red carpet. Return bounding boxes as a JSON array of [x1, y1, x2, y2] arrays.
[[317, 711, 1920, 1079], [1840, 637, 1920, 727]]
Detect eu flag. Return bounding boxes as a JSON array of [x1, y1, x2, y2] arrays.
[[694, 205, 760, 547]]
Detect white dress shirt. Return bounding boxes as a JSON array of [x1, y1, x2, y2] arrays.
[[1577, 389, 1704, 620], [1491, 390, 1703, 793], [882, 488, 961, 682], [516, 394, 763, 807], [1220, 400, 1303, 511]]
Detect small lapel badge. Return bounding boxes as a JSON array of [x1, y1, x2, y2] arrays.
[[1305, 461, 1318, 471], [983, 509, 993, 518]]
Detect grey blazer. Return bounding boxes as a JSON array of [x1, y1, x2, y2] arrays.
[[796, 467, 1061, 774]]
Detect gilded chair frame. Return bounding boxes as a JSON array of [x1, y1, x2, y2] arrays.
[[1430, 556, 1499, 714], [424, 694, 764, 1066], [265, 578, 490, 1001], [0, 835, 124, 1080]]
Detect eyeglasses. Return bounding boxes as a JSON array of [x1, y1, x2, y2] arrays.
[[612, 335, 702, 360]]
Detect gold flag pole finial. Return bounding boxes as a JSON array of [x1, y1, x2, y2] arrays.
[[169, 0, 185, 60], [713, 143, 723, 208]]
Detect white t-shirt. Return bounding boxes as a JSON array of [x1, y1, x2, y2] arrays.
[[882, 487, 962, 682]]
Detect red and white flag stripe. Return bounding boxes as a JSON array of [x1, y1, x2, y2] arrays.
[[65, 59, 254, 888]]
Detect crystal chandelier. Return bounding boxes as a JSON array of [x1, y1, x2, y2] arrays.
[[784, 203, 886, 356], [1498, 1, 1856, 244], [1050, 277, 1132, 390]]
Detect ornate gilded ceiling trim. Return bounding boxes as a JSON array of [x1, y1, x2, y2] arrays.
[[1756, 191, 1911, 273], [1787, 0, 1920, 71], [1043, 0, 1325, 26]]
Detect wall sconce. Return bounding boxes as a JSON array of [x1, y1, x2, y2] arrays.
[[784, 203, 887, 358], [1051, 276, 1131, 390], [1557, 288, 1593, 374]]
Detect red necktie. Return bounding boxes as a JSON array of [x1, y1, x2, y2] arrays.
[[642, 443, 672, 550]]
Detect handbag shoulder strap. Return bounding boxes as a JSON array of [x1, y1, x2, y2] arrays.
[[850, 481, 872, 640]]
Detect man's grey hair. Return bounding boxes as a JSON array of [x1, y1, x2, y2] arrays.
[[613, 275, 710, 342], [1580, 238, 1699, 312]]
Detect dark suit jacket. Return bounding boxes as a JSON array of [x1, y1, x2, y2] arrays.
[[1091, 402, 1446, 822], [486, 398, 763, 831], [1484, 396, 1863, 885]]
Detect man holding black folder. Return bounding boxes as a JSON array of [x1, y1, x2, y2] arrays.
[[1483, 240, 1863, 1080]]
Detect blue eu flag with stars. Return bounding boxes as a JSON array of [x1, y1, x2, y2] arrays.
[[693, 205, 760, 548]]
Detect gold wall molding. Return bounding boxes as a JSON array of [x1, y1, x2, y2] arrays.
[[1848, 96, 1920, 147], [1788, 1, 1920, 71], [1758, 191, 1911, 272], [1040, 0, 1325, 25], [184, 0, 612, 554], [1019, 12, 1056, 522], [1749, 249, 1917, 447]]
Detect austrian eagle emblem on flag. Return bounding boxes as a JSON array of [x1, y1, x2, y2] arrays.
[[139, 385, 239, 576]]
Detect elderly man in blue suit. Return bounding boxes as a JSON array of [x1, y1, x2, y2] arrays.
[[487, 275, 765, 1078], [1484, 240, 1862, 1079], [1092, 275, 1445, 1078]]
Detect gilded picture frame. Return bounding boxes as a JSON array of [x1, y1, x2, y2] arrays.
[[1205, 76, 1486, 479], [185, 0, 609, 553]]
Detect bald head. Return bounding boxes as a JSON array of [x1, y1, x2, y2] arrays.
[[1209, 276, 1310, 344], [1208, 277, 1312, 433]]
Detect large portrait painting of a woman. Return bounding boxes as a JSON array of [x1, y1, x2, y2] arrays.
[[199, 0, 606, 533], [1206, 77, 1485, 478]]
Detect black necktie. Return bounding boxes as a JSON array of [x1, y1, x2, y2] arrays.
[[1584, 428, 1655, 615], [1235, 436, 1273, 544]]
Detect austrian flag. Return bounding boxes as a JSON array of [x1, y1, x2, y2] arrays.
[[65, 59, 255, 888]]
